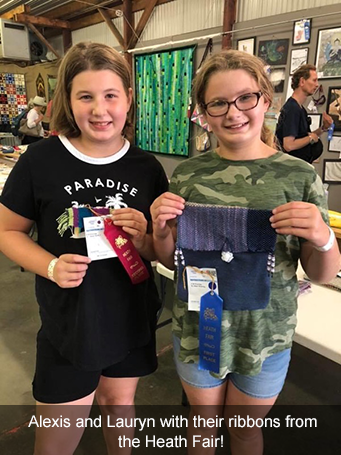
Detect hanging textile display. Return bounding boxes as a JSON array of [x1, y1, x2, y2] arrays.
[[135, 46, 195, 156], [0, 73, 27, 131], [35, 73, 46, 99]]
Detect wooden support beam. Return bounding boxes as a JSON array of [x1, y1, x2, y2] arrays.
[[98, 7, 125, 48], [62, 29, 72, 53], [14, 13, 70, 29], [69, 0, 173, 32], [222, 0, 237, 49], [0, 4, 30, 20], [128, 0, 158, 50], [44, 1, 115, 20], [123, 0, 133, 66], [70, 7, 122, 31], [27, 23, 61, 59]]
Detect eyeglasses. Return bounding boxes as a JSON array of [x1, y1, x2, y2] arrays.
[[202, 92, 263, 117]]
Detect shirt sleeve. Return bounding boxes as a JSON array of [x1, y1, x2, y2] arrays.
[[0, 152, 37, 221], [281, 104, 302, 139], [27, 109, 38, 129], [305, 172, 329, 225]]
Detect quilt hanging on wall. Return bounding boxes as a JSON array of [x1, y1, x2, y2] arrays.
[[0, 73, 27, 130], [135, 46, 195, 156]]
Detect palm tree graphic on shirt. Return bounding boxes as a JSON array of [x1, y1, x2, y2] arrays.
[[105, 193, 128, 209]]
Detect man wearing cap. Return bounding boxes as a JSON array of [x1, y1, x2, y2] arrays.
[[22, 95, 47, 145], [275, 64, 333, 163]]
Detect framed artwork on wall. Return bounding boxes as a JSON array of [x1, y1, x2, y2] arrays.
[[269, 67, 285, 93], [135, 46, 195, 157], [307, 113, 322, 132], [293, 19, 311, 45], [257, 39, 289, 65], [328, 136, 341, 153], [237, 37, 255, 55], [290, 47, 309, 74], [323, 159, 341, 183], [326, 86, 341, 132], [315, 27, 341, 79], [35, 73, 46, 99]]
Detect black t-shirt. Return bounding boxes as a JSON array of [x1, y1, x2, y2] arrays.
[[0, 136, 169, 371], [275, 97, 310, 150]]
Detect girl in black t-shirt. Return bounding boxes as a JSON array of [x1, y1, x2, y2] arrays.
[[0, 42, 168, 454]]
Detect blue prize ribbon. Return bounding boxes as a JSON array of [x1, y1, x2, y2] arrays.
[[199, 291, 223, 374]]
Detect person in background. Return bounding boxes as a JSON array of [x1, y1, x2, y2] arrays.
[[22, 95, 47, 145], [0, 42, 168, 455], [151, 50, 340, 455], [45, 98, 59, 136], [275, 64, 333, 163]]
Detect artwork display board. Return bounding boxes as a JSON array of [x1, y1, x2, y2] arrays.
[[135, 46, 194, 156]]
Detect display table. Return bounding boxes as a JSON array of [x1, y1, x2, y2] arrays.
[[332, 227, 341, 240], [295, 264, 341, 365], [0, 163, 13, 194], [156, 262, 341, 365]]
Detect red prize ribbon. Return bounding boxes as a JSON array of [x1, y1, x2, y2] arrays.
[[103, 219, 149, 285]]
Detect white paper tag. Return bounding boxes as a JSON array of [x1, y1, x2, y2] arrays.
[[307, 100, 317, 112], [84, 216, 117, 261], [187, 267, 219, 311]]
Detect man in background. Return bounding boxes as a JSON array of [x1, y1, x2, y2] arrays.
[[275, 64, 333, 163]]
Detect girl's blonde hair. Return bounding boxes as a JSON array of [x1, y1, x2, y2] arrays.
[[51, 42, 134, 141], [193, 49, 274, 147]]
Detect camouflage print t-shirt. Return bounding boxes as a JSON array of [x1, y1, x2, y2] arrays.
[[169, 150, 329, 378]]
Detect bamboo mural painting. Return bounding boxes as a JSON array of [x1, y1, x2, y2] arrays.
[[135, 46, 194, 156]]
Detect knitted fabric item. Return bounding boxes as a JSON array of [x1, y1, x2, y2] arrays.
[[56, 206, 111, 237], [176, 202, 277, 311], [177, 202, 276, 253]]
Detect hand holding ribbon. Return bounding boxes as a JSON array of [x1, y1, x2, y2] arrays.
[[110, 208, 148, 251], [86, 206, 150, 285]]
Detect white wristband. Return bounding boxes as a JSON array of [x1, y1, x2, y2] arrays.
[[47, 258, 58, 282], [313, 226, 335, 252]]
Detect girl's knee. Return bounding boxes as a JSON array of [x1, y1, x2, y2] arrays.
[[227, 424, 262, 443]]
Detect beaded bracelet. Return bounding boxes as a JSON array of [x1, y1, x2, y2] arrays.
[[47, 258, 58, 282]]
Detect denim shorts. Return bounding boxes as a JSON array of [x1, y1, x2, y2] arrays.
[[173, 335, 291, 399]]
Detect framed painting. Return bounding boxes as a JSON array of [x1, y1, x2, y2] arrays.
[[293, 19, 311, 45], [315, 27, 341, 79], [269, 67, 285, 93], [323, 159, 341, 183], [290, 47, 309, 74], [328, 136, 341, 153], [135, 46, 195, 157], [326, 87, 341, 132], [237, 37, 255, 55], [258, 39, 289, 65]]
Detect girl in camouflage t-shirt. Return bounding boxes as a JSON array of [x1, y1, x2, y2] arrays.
[[151, 50, 340, 455]]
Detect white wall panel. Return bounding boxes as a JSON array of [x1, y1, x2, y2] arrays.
[[137, 0, 224, 41], [72, 0, 225, 48], [72, 17, 124, 48], [237, 0, 341, 22]]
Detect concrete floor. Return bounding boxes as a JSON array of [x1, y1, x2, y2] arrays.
[[0, 252, 341, 453]]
